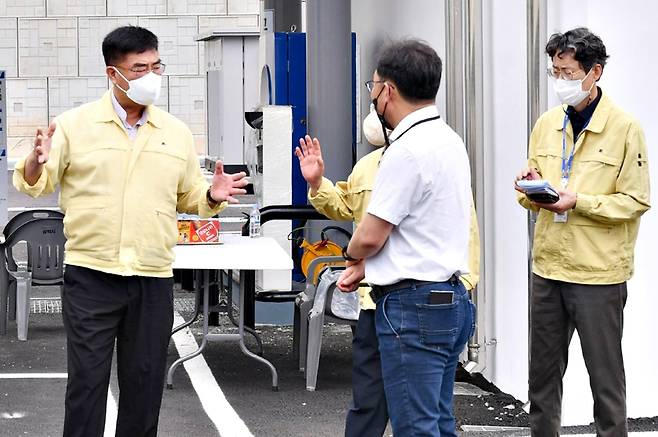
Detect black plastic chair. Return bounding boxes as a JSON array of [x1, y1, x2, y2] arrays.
[[0, 217, 66, 340], [0, 209, 64, 335]]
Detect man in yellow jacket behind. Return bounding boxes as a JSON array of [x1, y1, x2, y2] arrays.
[[515, 28, 650, 437], [296, 106, 480, 437], [13, 26, 247, 437]]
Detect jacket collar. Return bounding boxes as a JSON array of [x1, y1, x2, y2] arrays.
[[93, 89, 163, 129], [552, 92, 612, 135]]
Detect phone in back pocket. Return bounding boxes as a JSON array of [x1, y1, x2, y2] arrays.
[[429, 290, 454, 304]]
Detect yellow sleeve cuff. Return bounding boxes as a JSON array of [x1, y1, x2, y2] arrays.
[[308, 177, 334, 202], [12, 158, 49, 198]]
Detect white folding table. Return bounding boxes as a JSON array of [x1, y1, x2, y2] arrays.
[[167, 235, 293, 390]]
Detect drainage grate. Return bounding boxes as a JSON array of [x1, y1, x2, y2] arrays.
[[29, 297, 197, 315], [30, 297, 62, 314], [461, 425, 530, 432]]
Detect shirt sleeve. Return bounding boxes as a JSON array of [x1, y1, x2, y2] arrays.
[[367, 147, 421, 225], [573, 121, 651, 223]]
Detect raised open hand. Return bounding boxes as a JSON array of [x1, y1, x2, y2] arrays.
[[210, 161, 248, 204], [33, 122, 56, 165], [294, 135, 324, 190]]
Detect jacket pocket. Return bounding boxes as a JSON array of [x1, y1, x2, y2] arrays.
[[574, 151, 622, 194], [63, 202, 117, 261], [135, 207, 178, 268], [568, 221, 623, 272]]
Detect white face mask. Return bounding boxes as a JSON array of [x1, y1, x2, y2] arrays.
[[112, 67, 162, 106], [362, 104, 390, 146], [553, 69, 594, 106]]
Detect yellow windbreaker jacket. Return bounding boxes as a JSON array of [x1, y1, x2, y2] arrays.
[[309, 148, 481, 310], [13, 90, 225, 277], [519, 94, 650, 284]]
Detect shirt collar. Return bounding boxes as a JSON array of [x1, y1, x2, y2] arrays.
[[566, 86, 603, 124], [388, 105, 440, 142], [111, 90, 148, 129], [552, 90, 611, 135]]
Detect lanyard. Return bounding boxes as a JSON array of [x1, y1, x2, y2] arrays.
[[560, 113, 591, 187], [380, 115, 441, 159]]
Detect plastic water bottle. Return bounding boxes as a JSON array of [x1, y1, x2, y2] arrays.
[[249, 204, 261, 238]]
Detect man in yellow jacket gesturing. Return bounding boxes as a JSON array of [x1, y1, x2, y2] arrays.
[[515, 28, 650, 437], [13, 26, 247, 437]]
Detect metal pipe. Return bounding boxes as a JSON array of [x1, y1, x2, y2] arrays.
[[524, 0, 547, 409], [305, 0, 352, 186], [446, 0, 486, 374], [525, 0, 547, 362], [445, 0, 466, 138], [464, 0, 486, 374]]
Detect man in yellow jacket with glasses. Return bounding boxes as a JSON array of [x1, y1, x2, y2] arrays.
[[515, 28, 650, 437], [13, 26, 248, 437], [297, 105, 480, 436]]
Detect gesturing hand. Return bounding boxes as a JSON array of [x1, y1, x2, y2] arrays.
[[33, 122, 57, 165], [294, 135, 324, 191], [209, 161, 248, 204]]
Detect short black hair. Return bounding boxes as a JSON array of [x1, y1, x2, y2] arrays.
[[375, 39, 442, 102], [102, 26, 158, 66], [545, 27, 609, 72]]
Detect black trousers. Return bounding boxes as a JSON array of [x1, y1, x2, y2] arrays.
[[344, 309, 389, 437], [529, 274, 627, 437], [61, 265, 174, 437]]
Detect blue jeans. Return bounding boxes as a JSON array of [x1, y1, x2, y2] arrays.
[[375, 280, 474, 436]]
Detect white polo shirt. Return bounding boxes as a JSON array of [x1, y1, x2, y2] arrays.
[[365, 105, 472, 286]]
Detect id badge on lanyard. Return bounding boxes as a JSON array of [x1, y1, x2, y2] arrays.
[[555, 114, 588, 223]]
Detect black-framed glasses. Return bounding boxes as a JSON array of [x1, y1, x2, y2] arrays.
[[365, 80, 385, 92]]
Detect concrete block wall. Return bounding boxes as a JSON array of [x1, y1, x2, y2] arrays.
[[0, 0, 259, 157]]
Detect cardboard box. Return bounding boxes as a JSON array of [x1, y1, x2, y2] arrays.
[[177, 218, 221, 244]]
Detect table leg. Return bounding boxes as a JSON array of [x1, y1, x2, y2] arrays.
[[170, 270, 201, 336], [238, 270, 278, 391], [167, 270, 211, 389], [225, 269, 263, 356]]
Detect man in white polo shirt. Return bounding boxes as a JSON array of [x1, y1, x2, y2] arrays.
[[337, 39, 475, 436]]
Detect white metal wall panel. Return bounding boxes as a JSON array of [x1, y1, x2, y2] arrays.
[[198, 14, 259, 71], [169, 76, 205, 153], [0, 0, 45, 17], [47, 77, 107, 117], [168, 0, 227, 16], [78, 16, 138, 76], [5, 78, 47, 157], [227, 0, 259, 15], [0, 18, 18, 78], [198, 14, 259, 34], [47, 0, 106, 17], [107, 0, 166, 17], [138, 16, 199, 75], [18, 18, 77, 77]]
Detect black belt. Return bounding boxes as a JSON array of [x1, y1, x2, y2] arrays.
[[369, 279, 434, 303], [369, 275, 460, 303]]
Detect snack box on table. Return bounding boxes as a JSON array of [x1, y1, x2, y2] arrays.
[[177, 214, 221, 244]]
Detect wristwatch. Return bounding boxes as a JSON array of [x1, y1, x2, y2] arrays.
[[206, 187, 219, 208], [341, 245, 358, 262]]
